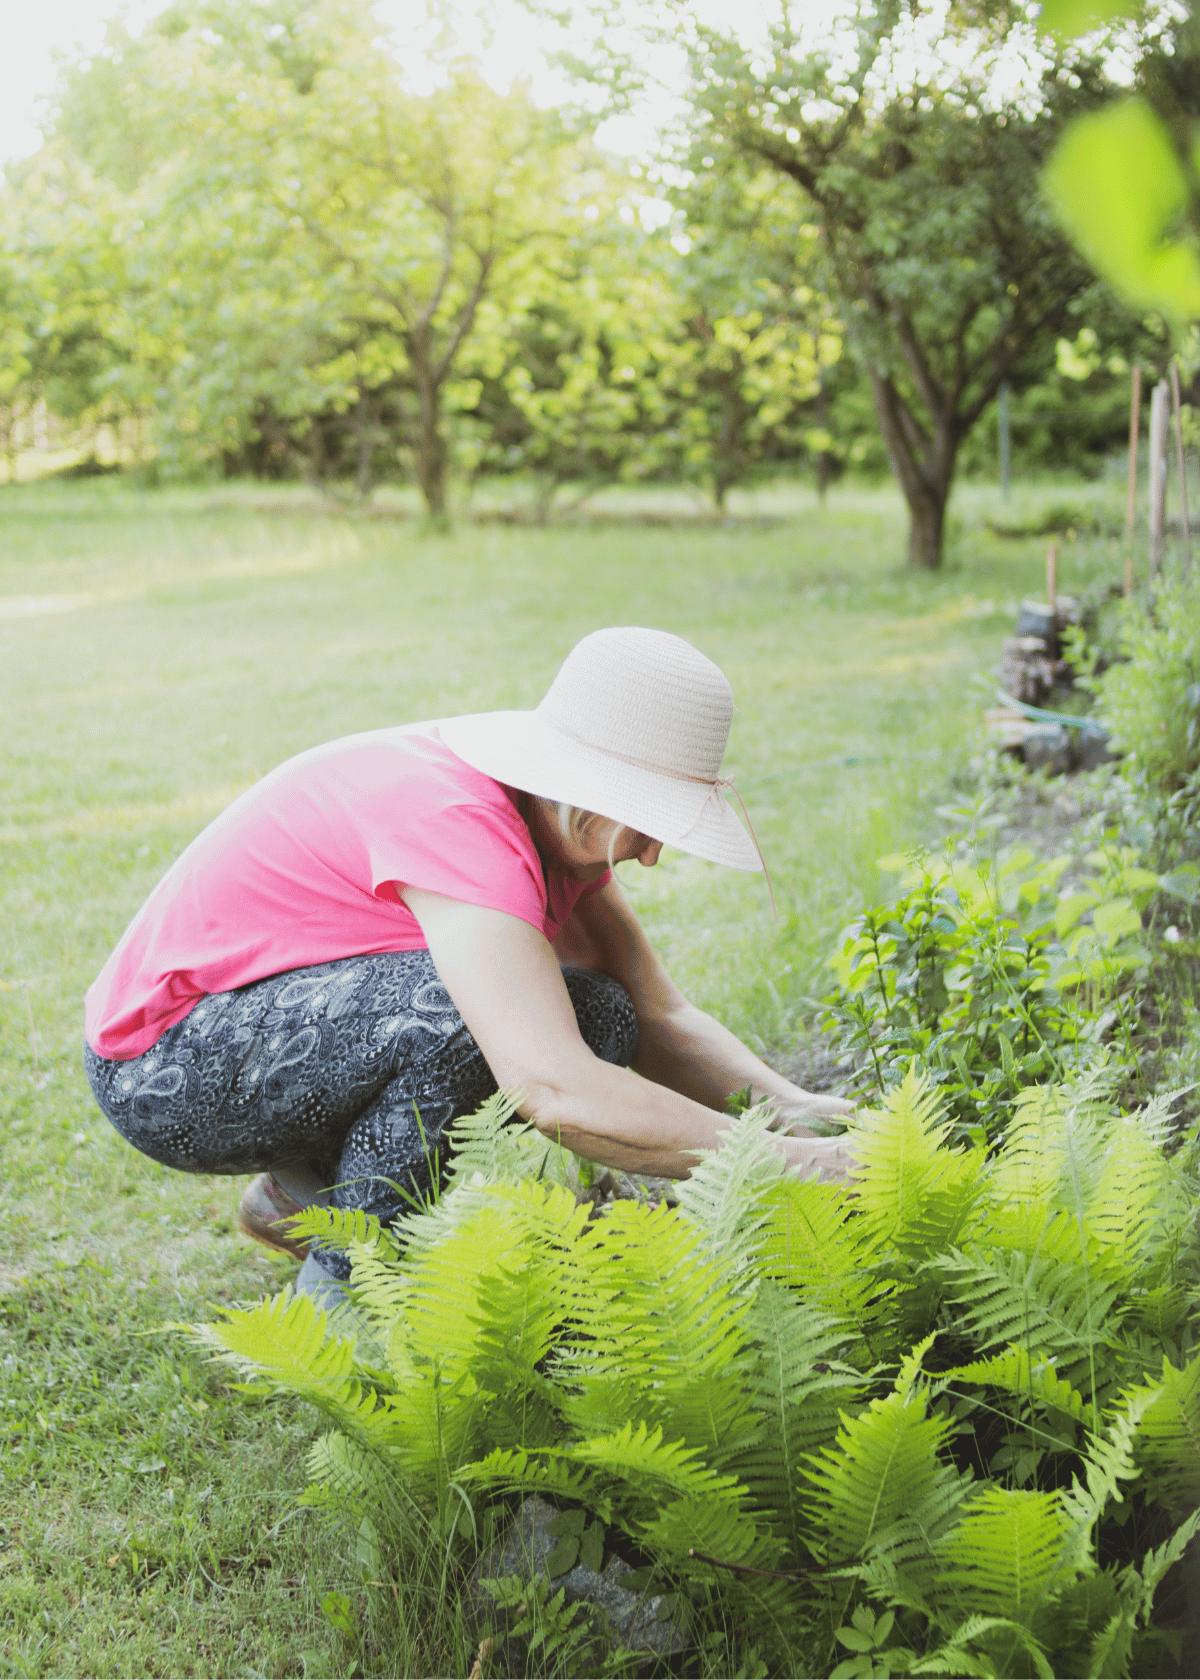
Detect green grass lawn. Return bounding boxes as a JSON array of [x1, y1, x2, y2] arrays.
[[0, 474, 1128, 1677]]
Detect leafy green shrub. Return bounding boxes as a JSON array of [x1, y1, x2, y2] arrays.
[[984, 501, 1107, 540], [819, 844, 1160, 1137], [1089, 578, 1200, 794], [199, 1077, 1200, 1679]]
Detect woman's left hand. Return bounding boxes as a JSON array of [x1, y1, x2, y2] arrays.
[[767, 1088, 856, 1133]]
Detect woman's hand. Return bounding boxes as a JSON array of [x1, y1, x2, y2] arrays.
[[778, 1130, 858, 1185], [765, 1088, 856, 1134]]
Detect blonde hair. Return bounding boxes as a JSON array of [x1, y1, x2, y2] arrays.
[[550, 800, 630, 870]]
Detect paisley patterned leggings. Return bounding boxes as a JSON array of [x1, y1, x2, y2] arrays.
[[84, 951, 638, 1276]]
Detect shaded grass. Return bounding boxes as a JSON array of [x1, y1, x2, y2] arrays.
[[0, 475, 1125, 1676]]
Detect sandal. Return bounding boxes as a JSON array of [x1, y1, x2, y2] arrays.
[[236, 1172, 312, 1261]]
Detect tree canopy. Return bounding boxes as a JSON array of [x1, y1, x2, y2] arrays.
[[0, 0, 1181, 556]]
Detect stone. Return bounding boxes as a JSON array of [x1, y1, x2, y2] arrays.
[[1020, 723, 1073, 776], [1075, 729, 1119, 772], [1015, 599, 1059, 649], [470, 1494, 689, 1660]]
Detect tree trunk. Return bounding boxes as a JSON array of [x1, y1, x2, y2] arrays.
[[867, 369, 957, 570], [412, 348, 448, 519]]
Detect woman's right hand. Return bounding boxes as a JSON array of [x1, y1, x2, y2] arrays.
[[779, 1130, 858, 1186]]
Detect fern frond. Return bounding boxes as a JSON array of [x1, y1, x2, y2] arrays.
[[1059, 1386, 1159, 1569], [729, 1280, 862, 1548], [989, 1083, 1109, 1214], [944, 1343, 1097, 1432], [443, 1090, 574, 1189], [1083, 1117, 1174, 1277], [674, 1104, 788, 1285], [459, 1445, 607, 1514], [1134, 1504, 1200, 1625], [932, 1486, 1073, 1626], [801, 1335, 955, 1565], [907, 1613, 1041, 1677], [1126, 1350, 1200, 1512], [195, 1287, 394, 1442], [850, 1066, 986, 1255], [934, 1248, 1126, 1390], [556, 1199, 755, 1457], [285, 1203, 392, 1253], [758, 1175, 887, 1329], [554, 1419, 746, 1532]]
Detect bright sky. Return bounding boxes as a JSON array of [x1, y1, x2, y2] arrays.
[[0, 0, 806, 167], [0, 0, 1068, 169]]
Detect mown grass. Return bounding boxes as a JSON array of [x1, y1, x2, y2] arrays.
[[0, 474, 1129, 1677]]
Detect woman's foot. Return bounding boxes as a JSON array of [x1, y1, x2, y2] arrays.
[[236, 1173, 311, 1261]]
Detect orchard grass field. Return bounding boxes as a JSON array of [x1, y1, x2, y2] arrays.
[[0, 474, 1129, 1678]]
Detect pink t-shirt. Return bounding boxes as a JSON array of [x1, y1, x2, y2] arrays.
[[84, 723, 610, 1060]]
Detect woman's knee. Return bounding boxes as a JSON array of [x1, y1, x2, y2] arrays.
[[560, 968, 638, 1067]]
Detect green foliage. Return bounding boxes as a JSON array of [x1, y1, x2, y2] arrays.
[[820, 844, 1161, 1136], [1041, 3, 1200, 324], [203, 1073, 1200, 1676], [1088, 577, 1200, 794]]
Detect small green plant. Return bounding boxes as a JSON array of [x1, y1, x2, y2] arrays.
[[1087, 576, 1200, 794], [200, 1075, 1200, 1678], [819, 842, 1161, 1134]]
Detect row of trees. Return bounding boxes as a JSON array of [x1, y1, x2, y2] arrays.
[[0, 0, 1185, 563]]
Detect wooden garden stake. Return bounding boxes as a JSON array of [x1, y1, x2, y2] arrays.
[[1125, 363, 1141, 596], [1149, 378, 1168, 575], [1170, 359, 1191, 574], [1046, 540, 1058, 612]]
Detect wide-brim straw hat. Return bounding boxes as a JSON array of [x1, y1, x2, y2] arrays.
[[439, 626, 762, 872]]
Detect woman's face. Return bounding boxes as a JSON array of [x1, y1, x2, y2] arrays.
[[525, 799, 663, 882]]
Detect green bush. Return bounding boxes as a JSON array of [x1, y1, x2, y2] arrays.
[[819, 844, 1160, 1138], [1090, 578, 1200, 794], [200, 1078, 1200, 1679]]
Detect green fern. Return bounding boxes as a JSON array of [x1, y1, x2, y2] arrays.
[[1126, 1349, 1200, 1512], [757, 1174, 887, 1330], [729, 1280, 862, 1553], [849, 1066, 988, 1257], [945, 1343, 1098, 1432], [801, 1337, 960, 1566], [673, 1104, 789, 1286], [198, 1071, 1199, 1677], [934, 1248, 1127, 1394], [554, 1198, 755, 1458], [932, 1485, 1074, 1625]]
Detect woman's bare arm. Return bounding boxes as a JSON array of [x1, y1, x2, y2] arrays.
[[401, 885, 854, 1181], [558, 876, 853, 1126]]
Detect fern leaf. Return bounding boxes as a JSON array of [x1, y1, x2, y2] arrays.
[[989, 1083, 1108, 1214], [729, 1280, 862, 1549], [850, 1066, 986, 1255], [932, 1486, 1074, 1626], [460, 1445, 607, 1514], [1059, 1386, 1159, 1569], [1083, 1117, 1174, 1278], [443, 1090, 574, 1190], [758, 1175, 887, 1328], [801, 1335, 956, 1565], [908, 1613, 1040, 1677], [673, 1104, 788, 1285], [945, 1343, 1097, 1433], [934, 1248, 1126, 1392], [1127, 1350, 1200, 1512], [1134, 1504, 1200, 1625], [556, 1199, 755, 1457], [194, 1287, 395, 1442]]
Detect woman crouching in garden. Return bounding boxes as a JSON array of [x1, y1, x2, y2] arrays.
[[83, 627, 854, 1300]]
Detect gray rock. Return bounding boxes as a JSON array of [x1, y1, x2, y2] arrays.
[[1020, 723, 1073, 776], [470, 1494, 688, 1659], [1075, 729, 1118, 772], [1015, 599, 1059, 649]]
